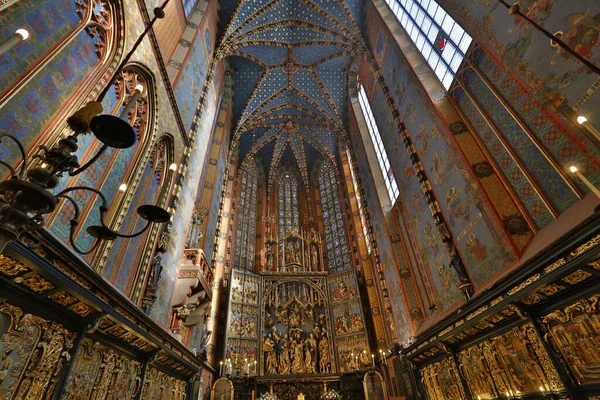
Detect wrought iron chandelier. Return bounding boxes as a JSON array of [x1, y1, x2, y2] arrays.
[[0, 5, 172, 254]]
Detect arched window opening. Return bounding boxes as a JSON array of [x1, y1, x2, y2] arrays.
[[234, 160, 258, 272], [102, 135, 174, 294], [356, 78, 399, 204], [384, 0, 472, 89], [48, 64, 155, 255], [318, 161, 351, 273], [277, 169, 299, 239]]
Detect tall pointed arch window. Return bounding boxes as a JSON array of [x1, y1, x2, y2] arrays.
[[346, 148, 372, 255], [278, 170, 299, 239], [319, 162, 351, 273], [357, 80, 399, 204], [235, 161, 258, 271], [384, 0, 472, 89]]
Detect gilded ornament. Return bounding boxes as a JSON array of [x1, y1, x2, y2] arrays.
[[20, 274, 55, 293], [562, 269, 592, 285], [48, 291, 78, 307], [589, 259, 600, 271], [543, 257, 566, 273], [538, 284, 565, 296], [507, 273, 540, 296], [0, 255, 30, 276], [489, 296, 503, 307], [466, 305, 488, 320], [521, 293, 542, 305], [570, 234, 600, 257], [71, 303, 94, 317]]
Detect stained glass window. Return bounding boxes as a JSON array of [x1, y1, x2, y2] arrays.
[[319, 162, 351, 273], [357, 81, 400, 204], [278, 171, 300, 239], [235, 162, 258, 271], [384, 0, 472, 89], [346, 148, 372, 255]]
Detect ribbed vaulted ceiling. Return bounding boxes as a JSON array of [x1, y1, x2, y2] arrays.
[[216, 0, 367, 180]]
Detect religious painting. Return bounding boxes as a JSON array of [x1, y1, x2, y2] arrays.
[[332, 300, 364, 336], [363, 370, 388, 400], [261, 279, 334, 375], [335, 334, 369, 373], [542, 293, 600, 385], [328, 271, 359, 303], [228, 304, 258, 339], [230, 271, 259, 305], [211, 378, 234, 400]]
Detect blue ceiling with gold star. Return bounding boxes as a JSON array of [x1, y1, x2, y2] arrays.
[[216, 0, 367, 181]]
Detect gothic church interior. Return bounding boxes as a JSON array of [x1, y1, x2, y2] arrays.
[[0, 0, 599, 398]]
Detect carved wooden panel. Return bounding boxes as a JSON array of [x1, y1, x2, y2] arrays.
[[456, 323, 563, 398], [60, 338, 142, 400], [0, 299, 75, 399], [141, 366, 186, 400], [542, 293, 600, 385], [421, 357, 466, 400]]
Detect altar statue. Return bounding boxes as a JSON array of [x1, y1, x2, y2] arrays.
[[278, 334, 291, 374], [306, 333, 317, 373], [264, 335, 278, 375], [311, 245, 318, 270], [319, 330, 331, 373], [291, 338, 305, 374]]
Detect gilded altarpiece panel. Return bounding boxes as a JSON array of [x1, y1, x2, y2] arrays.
[[225, 270, 260, 375], [0, 299, 75, 399], [542, 293, 600, 385], [328, 270, 369, 373], [456, 323, 563, 399], [260, 277, 334, 375], [60, 338, 142, 399]]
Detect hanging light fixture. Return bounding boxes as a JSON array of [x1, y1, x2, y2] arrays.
[[0, 4, 171, 254]]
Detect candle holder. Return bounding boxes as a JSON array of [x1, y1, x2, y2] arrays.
[[569, 166, 600, 214], [0, 5, 171, 255]]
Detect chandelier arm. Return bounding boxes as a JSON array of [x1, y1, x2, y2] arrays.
[[68, 144, 109, 176], [109, 221, 151, 239], [56, 186, 109, 209], [0, 133, 27, 179], [56, 194, 82, 221], [68, 218, 101, 255], [0, 160, 18, 178]]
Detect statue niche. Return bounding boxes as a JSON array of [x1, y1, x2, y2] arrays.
[[261, 280, 333, 376], [262, 228, 323, 273]]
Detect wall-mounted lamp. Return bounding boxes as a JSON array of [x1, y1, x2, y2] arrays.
[[169, 163, 178, 172], [0, 29, 29, 56]]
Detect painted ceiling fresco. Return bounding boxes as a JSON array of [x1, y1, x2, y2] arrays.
[[216, 0, 367, 179]]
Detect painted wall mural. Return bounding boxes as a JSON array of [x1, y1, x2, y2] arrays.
[[173, 7, 216, 132], [149, 74, 221, 328], [363, 3, 517, 296], [435, 0, 600, 123]]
